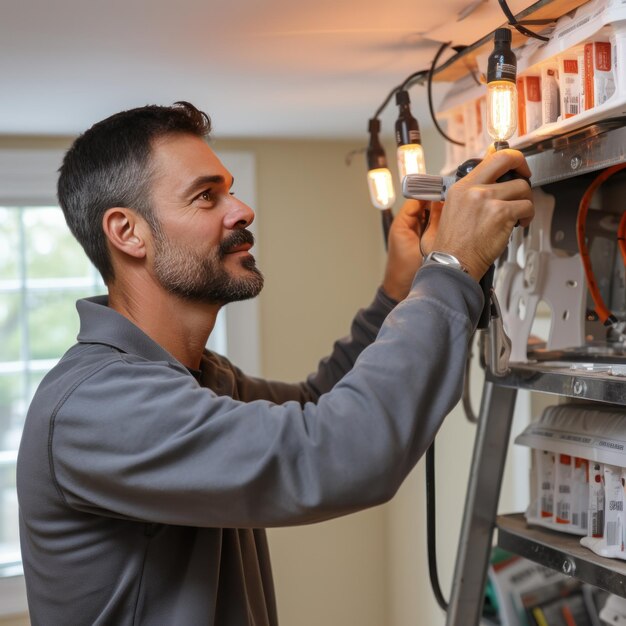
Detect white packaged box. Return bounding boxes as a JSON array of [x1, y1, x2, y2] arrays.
[[584, 40, 617, 109], [558, 54, 582, 119]]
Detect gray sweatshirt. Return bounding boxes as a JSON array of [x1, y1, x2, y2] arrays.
[[17, 264, 482, 625]]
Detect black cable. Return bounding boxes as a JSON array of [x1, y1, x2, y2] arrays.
[[374, 85, 401, 120], [373, 69, 429, 119], [428, 42, 465, 146], [497, 0, 549, 41], [381, 209, 393, 249], [426, 442, 449, 611], [400, 69, 429, 91]]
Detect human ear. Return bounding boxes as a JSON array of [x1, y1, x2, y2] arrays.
[[102, 208, 148, 260]]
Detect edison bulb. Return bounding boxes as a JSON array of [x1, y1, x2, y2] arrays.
[[367, 168, 396, 210], [397, 144, 426, 180], [487, 80, 518, 143]]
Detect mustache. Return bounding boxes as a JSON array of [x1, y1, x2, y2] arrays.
[[219, 229, 255, 258]]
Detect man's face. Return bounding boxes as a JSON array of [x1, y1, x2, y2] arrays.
[[147, 134, 263, 304]]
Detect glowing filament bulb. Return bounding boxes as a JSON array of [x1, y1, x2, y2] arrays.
[[367, 168, 396, 210], [397, 144, 426, 180], [487, 80, 518, 143]]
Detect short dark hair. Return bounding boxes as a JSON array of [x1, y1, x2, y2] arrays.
[[58, 101, 212, 283]]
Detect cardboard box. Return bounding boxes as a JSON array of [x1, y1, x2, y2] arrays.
[[558, 55, 582, 119], [518, 75, 542, 134], [584, 40, 616, 109]]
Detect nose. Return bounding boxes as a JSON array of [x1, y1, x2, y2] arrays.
[[223, 196, 255, 230]]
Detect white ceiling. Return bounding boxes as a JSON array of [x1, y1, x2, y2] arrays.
[[0, 0, 533, 139]]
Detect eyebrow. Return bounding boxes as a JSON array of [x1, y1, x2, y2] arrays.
[[182, 174, 235, 199]]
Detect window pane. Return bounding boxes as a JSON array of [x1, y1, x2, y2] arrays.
[[0, 460, 19, 568], [0, 374, 24, 451], [23, 207, 92, 279], [27, 290, 83, 361], [0, 205, 101, 575], [0, 372, 22, 566], [0, 207, 20, 281], [0, 293, 21, 362]]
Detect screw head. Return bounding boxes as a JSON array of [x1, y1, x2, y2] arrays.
[[570, 156, 582, 170]]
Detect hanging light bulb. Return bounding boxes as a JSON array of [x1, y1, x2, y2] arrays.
[[366, 118, 396, 210], [486, 28, 518, 150], [395, 89, 426, 181]]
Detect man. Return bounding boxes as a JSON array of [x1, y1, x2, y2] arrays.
[[17, 101, 533, 625]]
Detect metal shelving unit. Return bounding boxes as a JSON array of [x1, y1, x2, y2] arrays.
[[497, 514, 626, 597], [487, 362, 626, 405], [444, 121, 626, 626]]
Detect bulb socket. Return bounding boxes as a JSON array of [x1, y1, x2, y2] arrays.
[[394, 90, 421, 147], [487, 28, 517, 84], [367, 118, 388, 170], [494, 27, 512, 42]]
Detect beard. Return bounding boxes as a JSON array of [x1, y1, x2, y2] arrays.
[[152, 227, 264, 304]]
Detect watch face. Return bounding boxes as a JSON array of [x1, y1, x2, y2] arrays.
[[425, 252, 467, 273], [432, 252, 459, 267]]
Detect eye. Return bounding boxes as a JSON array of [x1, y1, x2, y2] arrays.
[[194, 189, 215, 205]]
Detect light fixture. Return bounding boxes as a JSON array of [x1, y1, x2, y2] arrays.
[[395, 89, 426, 181], [486, 28, 518, 150], [366, 118, 396, 211]]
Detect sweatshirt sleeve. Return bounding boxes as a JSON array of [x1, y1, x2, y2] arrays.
[[201, 286, 397, 404], [50, 265, 482, 528]]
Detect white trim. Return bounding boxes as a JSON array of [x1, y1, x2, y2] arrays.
[[0, 574, 28, 617], [214, 150, 262, 377]]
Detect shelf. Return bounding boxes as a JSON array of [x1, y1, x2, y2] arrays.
[[487, 361, 626, 405], [433, 0, 589, 83], [523, 119, 626, 186], [497, 513, 626, 596]]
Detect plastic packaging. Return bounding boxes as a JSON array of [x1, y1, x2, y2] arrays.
[[555, 454, 573, 526], [539, 450, 555, 520], [581, 463, 625, 558], [540, 63, 560, 124], [572, 458, 589, 532], [559, 53, 582, 119], [516, 404, 626, 552]]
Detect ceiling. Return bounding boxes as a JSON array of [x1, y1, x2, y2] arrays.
[[0, 0, 534, 139]]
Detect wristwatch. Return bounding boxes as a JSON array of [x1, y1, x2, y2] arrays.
[[422, 251, 468, 274]]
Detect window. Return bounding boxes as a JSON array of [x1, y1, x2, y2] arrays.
[[0, 147, 258, 616], [0, 204, 104, 574]]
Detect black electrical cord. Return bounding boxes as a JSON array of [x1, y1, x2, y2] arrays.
[[426, 442, 449, 612], [381, 209, 394, 248], [400, 69, 429, 92], [497, 0, 549, 41], [374, 85, 401, 120], [428, 42, 466, 146]]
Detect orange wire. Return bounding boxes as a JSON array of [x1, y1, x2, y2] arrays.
[[576, 163, 626, 325], [561, 604, 577, 626]]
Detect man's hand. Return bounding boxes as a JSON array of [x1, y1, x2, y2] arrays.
[[382, 199, 432, 301], [424, 149, 534, 281]]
